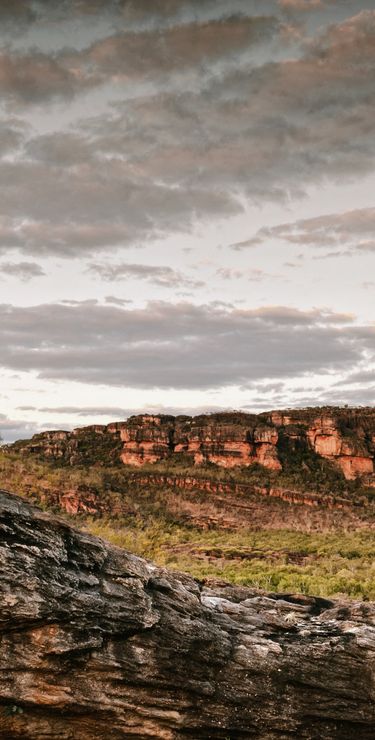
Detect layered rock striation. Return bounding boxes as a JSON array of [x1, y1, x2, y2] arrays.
[[1, 488, 375, 739], [9, 407, 375, 480], [120, 414, 281, 470], [269, 408, 375, 480]]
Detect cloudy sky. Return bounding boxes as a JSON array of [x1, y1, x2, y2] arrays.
[[0, 0, 374, 441]]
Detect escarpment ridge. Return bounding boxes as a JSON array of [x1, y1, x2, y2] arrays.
[[1, 488, 375, 739], [8, 406, 375, 481]]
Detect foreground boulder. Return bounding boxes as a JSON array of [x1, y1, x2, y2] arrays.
[[1, 489, 375, 739]]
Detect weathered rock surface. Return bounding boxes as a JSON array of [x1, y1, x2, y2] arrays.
[[270, 408, 375, 480], [305, 415, 374, 479], [1, 488, 375, 739], [8, 407, 375, 480]]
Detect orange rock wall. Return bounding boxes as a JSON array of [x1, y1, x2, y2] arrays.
[[120, 417, 281, 471], [305, 414, 374, 480], [11, 408, 375, 480]]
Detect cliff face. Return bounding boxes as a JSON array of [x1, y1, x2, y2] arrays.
[[1, 488, 375, 740], [9, 407, 375, 480], [307, 415, 374, 479], [269, 408, 375, 480], [120, 414, 281, 471]]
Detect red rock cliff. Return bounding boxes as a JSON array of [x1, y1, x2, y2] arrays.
[[119, 414, 281, 471], [269, 408, 375, 480], [9, 407, 375, 480]]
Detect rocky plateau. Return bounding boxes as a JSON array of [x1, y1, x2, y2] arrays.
[[9, 407, 375, 481]]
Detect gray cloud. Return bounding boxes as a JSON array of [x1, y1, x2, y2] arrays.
[[217, 268, 248, 280], [0, 300, 373, 391], [0, 50, 85, 104], [0, 0, 355, 30], [0, 413, 38, 443], [0, 119, 26, 155], [238, 207, 375, 253], [17, 405, 132, 417], [0, 261, 45, 281], [104, 296, 132, 305], [278, 0, 323, 9], [294, 385, 375, 408], [0, 10, 373, 258], [17, 403, 224, 418], [334, 369, 375, 386], [216, 267, 275, 282], [88, 262, 204, 288], [25, 132, 95, 167], [0, 156, 240, 257], [0, 1, 279, 31], [83, 14, 278, 78], [0, 3, 373, 432], [69, 10, 375, 249], [0, 0, 36, 33], [0, 13, 279, 104]]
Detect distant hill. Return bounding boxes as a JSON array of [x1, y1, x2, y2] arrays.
[[1, 407, 375, 600], [7, 406, 375, 481]]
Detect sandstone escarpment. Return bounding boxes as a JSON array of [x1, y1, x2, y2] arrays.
[[9, 407, 375, 480], [269, 408, 375, 480], [119, 415, 175, 466], [10, 412, 282, 472], [1, 488, 375, 739], [307, 415, 374, 479], [118, 414, 281, 471]]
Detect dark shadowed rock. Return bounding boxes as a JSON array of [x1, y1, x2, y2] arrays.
[[1, 488, 375, 739]]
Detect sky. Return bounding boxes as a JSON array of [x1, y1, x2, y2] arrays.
[[0, 0, 375, 442]]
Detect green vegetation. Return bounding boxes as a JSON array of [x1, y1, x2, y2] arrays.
[[276, 428, 359, 495], [1, 448, 375, 601], [87, 519, 375, 600]]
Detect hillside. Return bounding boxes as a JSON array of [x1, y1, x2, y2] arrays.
[[1, 407, 375, 600], [8, 407, 375, 481]]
